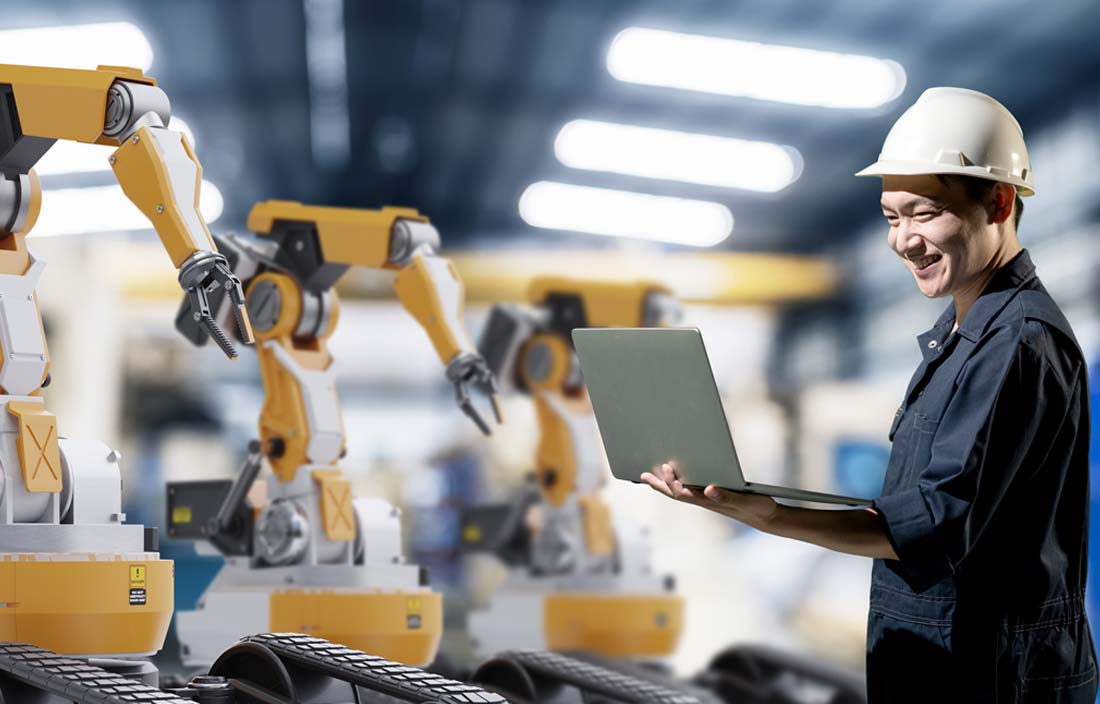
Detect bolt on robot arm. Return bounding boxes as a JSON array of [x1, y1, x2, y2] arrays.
[[0, 64, 253, 358]]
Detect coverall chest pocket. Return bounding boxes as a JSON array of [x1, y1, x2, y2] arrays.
[[884, 408, 939, 492], [909, 414, 940, 478], [898, 352, 959, 482], [884, 410, 917, 492]]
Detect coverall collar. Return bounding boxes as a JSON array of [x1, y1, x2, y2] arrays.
[[916, 249, 1037, 358]]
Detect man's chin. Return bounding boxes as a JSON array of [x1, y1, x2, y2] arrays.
[[914, 277, 949, 299]]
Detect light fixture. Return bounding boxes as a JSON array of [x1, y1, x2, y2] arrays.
[[34, 117, 197, 177], [32, 180, 224, 237], [518, 181, 733, 247], [607, 27, 905, 109], [0, 22, 153, 71], [555, 119, 801, 192]]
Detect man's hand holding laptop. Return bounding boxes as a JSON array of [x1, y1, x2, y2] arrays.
[[641, 461, 779, 527], [640, 461, 896, 560]]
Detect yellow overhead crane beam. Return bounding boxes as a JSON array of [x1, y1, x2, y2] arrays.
[[444, 250, 837, 305], [118, 244, 836, 305]]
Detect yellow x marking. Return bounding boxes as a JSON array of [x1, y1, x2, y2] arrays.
[[311, 469, 356, 541], [325, 483, 354, 531], [26, 424, 58, 481]]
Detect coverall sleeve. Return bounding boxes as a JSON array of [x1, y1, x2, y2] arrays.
[[873, 323, 1066, 587]]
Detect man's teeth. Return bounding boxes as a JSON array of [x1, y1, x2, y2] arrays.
[[912, 254, 942, 269]]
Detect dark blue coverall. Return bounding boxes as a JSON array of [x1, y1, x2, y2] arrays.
[[868, 250, 1097, 702]]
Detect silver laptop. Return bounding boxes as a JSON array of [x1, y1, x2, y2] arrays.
[[573, 327, 871, 507]]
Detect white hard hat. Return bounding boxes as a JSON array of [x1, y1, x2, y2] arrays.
[[856, 87, 1034, 196]]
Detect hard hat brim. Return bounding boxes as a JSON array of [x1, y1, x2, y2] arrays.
[[855, 159, 1034, 197]]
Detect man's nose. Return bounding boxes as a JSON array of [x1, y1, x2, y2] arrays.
[[896, 222, 923, 254]]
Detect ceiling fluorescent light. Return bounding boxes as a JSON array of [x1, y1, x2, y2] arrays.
[[519, 181, 733, 247], [32, 180, 224, 237], [0, 22, 153, 70], [555, 119, 801, 192], [34, 117, 197, 177], [608, 27, 905, 109]]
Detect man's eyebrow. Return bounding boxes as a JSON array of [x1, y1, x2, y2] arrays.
[[880, 196, 943, 211]]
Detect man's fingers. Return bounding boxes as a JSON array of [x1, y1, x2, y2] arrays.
[[704, 486, 750, 512], [704, 485, 728, 502], [643, 469, 706, 504], [659, 463, 687, 498], [705, 486, 752, 508], [640, 472, 676, 499], [670, 474, 691, 499], [660, 462, 689, 492], [655, 461, 701, 501]]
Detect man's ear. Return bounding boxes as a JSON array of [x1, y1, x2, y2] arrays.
[[989, 183, 1016, 225]]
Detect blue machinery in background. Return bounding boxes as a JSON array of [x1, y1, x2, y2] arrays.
[[833, 441, 890, 501]]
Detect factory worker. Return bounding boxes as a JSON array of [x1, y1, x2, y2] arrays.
[[643, 87, 1097, 702]]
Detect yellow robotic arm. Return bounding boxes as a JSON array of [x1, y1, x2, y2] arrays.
[[247, 200, 501, 433], [387, 217, 504, 435], [466, 277, 686, 660], [480, 276, 680, 505], [0, 64, 252, 357]]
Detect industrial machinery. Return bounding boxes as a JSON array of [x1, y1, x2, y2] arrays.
[[464, 278, 866, 704], [0, 61, 251, 676], [168, 200, 501, 669], [0, 64, 516, 704], [691, 644, 866, 704], [0, 63, 618, 704], [470, 649, 708, 704], [463, 276, 685, 659], [2, 632, 513, 703]]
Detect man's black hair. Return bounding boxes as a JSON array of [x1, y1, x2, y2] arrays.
[[936, 174, 1024, 230]]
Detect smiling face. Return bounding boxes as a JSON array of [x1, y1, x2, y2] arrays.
[[880, 174, 1010, 300]]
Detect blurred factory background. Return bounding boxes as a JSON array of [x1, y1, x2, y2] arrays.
[[9, 0, 1100, 687]]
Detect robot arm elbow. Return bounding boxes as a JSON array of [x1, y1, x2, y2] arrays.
[[387, 218, 442, 267], [103, 80, 172, 141]]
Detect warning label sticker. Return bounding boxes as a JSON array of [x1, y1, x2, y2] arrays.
[[129, 565, 147, 606], [406, 597, 422, 629], [171, 506, 193, 524]]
